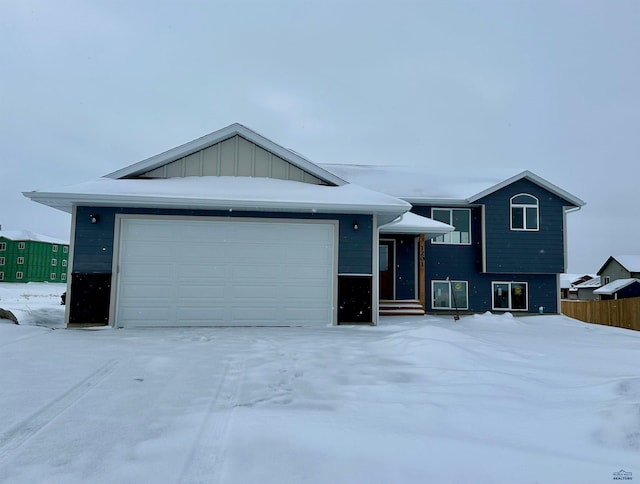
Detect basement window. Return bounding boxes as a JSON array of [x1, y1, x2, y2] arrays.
[[432, 280, 468, 310], [492, 282, 528, 311]]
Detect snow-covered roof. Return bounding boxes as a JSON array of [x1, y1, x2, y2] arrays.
[[321, 164, 585, 207], [574, 276, 601, 289], [23, 176, 410, 221], [107, 123, 347, 187], [593, 278, 640, 295], [597, 255, 640, 275], [379, 211, 454, 236], [0, 229, 68, 245]]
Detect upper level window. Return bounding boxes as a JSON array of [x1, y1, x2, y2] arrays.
[[63, 246, 69, 253], [510, 194, 539, 231], [52, 245, 58, 252], [18, 242, 25, 250], [0, 243, 5, 251], [432, 208, 471, 245]]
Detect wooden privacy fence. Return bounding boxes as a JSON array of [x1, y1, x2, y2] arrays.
[[561, 298, 640, 331]]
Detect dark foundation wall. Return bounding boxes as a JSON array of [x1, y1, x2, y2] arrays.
[[70, 206, 375, 326]]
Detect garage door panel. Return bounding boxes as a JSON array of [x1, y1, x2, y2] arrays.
[[116, 218, 336, 327]]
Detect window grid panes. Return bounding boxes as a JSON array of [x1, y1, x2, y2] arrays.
[[432, 208, 471, 245], [17, 257, 24, 265], [18, 242, 25, 250]]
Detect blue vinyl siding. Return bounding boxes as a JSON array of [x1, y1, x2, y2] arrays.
[[73, 206, 372, 275], [478, 179, 569, 274]]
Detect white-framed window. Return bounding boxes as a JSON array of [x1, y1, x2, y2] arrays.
[[603, 276, 611, 285], [0, 257, 4, 265], [432, 280, 469, 310], [62, 260, 68, 267], [511, 194, 539, 231], [51, 259, 57, 266], [431, 208, 471, 245], [492, 282, 528, 311], [16, 271, 23, 280], [63, 246, 68, 253], [52, 245, 58, 252], [0, 243, 5, 251], [17, 257, 24, 265], [0, 272, 4, 280], [50, 273, 57, 280], [18, 242, 25, 250], [61, 273, 67, 281]]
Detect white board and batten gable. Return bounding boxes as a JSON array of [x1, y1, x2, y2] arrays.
[[107, 123, 346, 186]]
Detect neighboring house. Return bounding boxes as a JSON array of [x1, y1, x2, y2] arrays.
[[597, 255, 640, 286], [560, 274, 595, 300], [0, 229, 69, 283], [594, 278, 640, 300], [593, 255, 640, 300], [24, 123, 584, 328], [574, 276, 601, 301]]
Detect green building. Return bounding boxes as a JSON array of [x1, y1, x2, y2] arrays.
[[0, 229, 69, 283]]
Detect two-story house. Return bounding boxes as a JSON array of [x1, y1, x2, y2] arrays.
[[326, 165, 585, 315], [0, 229, 69, 283], [24, 123, 584, 328]]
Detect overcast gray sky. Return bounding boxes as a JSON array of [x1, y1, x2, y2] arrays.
[[2, 0, 638, 274]]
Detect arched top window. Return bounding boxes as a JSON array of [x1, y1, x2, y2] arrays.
[[510, 194, 539, 231]]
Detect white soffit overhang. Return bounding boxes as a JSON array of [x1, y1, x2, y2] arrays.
[[23, 176, 410, 218], [379, 211, 454, 237]]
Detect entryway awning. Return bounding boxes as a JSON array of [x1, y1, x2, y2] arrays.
[[379, 211, 454, 238]]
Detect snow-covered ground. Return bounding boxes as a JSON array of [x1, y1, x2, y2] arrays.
[[1, 283, 638, 484]]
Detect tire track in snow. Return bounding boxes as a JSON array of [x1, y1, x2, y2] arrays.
[[177, 356, 246, 484], [0, 359, 118, 468]]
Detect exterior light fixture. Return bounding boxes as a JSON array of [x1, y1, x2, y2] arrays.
[[90, 214, 99, 224], [353, 222, 359, 231]]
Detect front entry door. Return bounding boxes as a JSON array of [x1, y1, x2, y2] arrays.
[[379, 240, 395, 300]]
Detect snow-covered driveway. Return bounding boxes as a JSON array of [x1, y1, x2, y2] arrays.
[[0, 284, 639, 484]]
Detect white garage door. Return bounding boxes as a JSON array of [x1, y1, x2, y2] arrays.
[[114, 217, 336, 327]]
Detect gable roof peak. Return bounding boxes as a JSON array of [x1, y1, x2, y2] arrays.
[[468, 170, 585, 207], [105, 123, 347, 186]]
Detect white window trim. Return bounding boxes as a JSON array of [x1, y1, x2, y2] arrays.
[[62, 260, 68, 267], [17, 257, 24, 265], [0, 272, 4, 280], [52, 245, 58, 252], [61, 273, 67, 281], [0, 243, 5, 251], [16, 271, 23, 279], [492, 281, 529, 311], [0, 257, 4, 265], [432, 280, 469, 310], [18, 242, 25, 250], [510, 194, 539, 232], [50, 273, 57, 280], [52, 259, 57, 266], [63, 246, 69, 253], [431, 208, 472, 245]]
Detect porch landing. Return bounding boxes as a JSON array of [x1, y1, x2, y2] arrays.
[[380, 300, 425, 316]]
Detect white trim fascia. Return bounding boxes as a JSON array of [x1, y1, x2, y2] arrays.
[[24, 191, 409, 217], [468, 170, 586, 207], [105, 123, 347, 186], [64, 205, 77, 328], [481, 204, 487, 273], [372, 214, 379, 326]]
